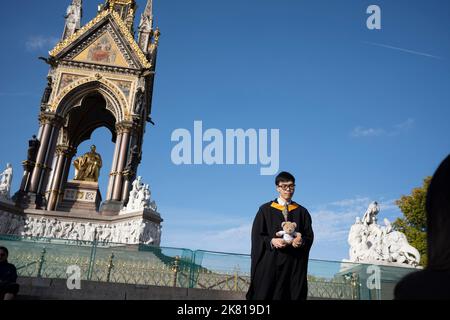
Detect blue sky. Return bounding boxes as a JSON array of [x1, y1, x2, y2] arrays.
[[0, 0, 449, 261]]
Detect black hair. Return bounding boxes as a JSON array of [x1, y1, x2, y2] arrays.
[[0, 246, 8, 256], [275, 172, 296, 186]]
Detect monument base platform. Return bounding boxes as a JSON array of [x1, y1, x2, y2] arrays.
[[0, 200, 163, 246], [336, 262, 418, 300], [57, 180, 102, 213], [100, 200, 124, 216]]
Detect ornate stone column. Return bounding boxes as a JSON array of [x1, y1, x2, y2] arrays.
[[112, 121, 133, 201], [47, 145, 75, 211], [19, 161, 34, 193], [121, 127, 142, 205], [28, 122, 52, 193], [27, 113, 63, 207], [122, 172, 133, 205], [38, 127, 59, 196], [105, 128, 124, 201]]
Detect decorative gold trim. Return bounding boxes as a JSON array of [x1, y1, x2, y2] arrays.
[[49, 9, 151, 69], [50, 76, 130, 121], [50, 10, 109, 57], [110, 10, 152, 68]]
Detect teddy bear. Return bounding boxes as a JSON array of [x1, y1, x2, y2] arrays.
[[276, 222, 301, 245]]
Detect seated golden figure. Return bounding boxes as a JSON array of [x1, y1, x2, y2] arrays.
[[73, 145, 103, 182]]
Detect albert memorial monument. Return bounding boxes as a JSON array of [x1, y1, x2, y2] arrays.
[[0, 0, 163, 246]]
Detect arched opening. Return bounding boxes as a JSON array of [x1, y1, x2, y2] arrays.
[[59, 93, 116, 211], [66, 93, 117, 146], [46, 92, 123, 212], [56, 80, 125, 123]]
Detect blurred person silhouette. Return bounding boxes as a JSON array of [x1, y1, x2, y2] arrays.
[[395, 154, 450, 299], [0, 246, 19, 300]]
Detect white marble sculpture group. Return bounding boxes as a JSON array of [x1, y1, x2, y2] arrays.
[[122, 176, 157, 213], [346, 201, 421, 267], [0, 210, 161, 246]]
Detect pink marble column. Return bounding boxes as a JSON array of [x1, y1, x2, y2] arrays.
[[47, 152, 64, 211], [29, 123, 52, 193], [121, 177, 131, 203], [19, 170, 30, 192], [38, 125, 59, 195], [56, 151, 75, 208], [112, 130, 130, 201], [106, 132, 123, 201]]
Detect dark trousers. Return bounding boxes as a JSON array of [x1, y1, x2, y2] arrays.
[[0, 282, 20, 298]]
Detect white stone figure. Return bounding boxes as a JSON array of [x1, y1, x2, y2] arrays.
[[137, 187, 146, 208], [111, 225, 118, 243], [346, 202, 421, 267], [31, 218, 41, 237], [85, 223, 95, 241], [144, 184, 151, 205], [54, 220, 63, 238], [348, 217, 365, 261], [63, 0, 82, 39], [125, 222, 132, 243], [44, 219, 55, 238], [70, 224, 79, 240], [0, 163, 13, 201], [78, 223, 86, 240], [102, 224, 112, 243], [36, 218, 45, 238], [22, 217, 33, 236], [116, 225, 123, 244], [122, 177, 158, 214], [362, 201, 380, 226], [123, 176, 144, 212], [59, 222, 69, 239], [383, 220, 421, 266]]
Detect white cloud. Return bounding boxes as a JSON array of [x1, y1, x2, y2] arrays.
[[351, 118, 415, 138], [351, 127, 385, 137], [392, 118, 415, 133], [25, 35, 59, 51]]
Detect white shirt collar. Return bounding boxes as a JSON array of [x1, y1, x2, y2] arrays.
[[277, 197, 292, 206]]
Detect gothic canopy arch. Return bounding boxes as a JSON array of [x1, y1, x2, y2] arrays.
[[53, 77, 129, 123]]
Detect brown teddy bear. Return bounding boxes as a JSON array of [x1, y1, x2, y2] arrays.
[[276, 222, 301, 245]]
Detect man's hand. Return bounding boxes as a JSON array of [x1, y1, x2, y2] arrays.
[[292, 234, 303, 248], [271, 238, 287, 249]]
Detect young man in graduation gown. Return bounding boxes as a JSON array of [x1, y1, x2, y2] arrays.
[[246, 172, 314, 300]]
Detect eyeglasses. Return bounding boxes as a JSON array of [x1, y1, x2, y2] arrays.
[[278, 184, 296, 191]]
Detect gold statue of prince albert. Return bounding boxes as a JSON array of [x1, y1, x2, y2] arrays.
[[73, 145, 102, 183]]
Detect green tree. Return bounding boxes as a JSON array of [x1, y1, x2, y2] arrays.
[[393, 177, 431, 267]]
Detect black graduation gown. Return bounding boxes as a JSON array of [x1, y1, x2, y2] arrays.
[[246, 200, 314, 300]]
